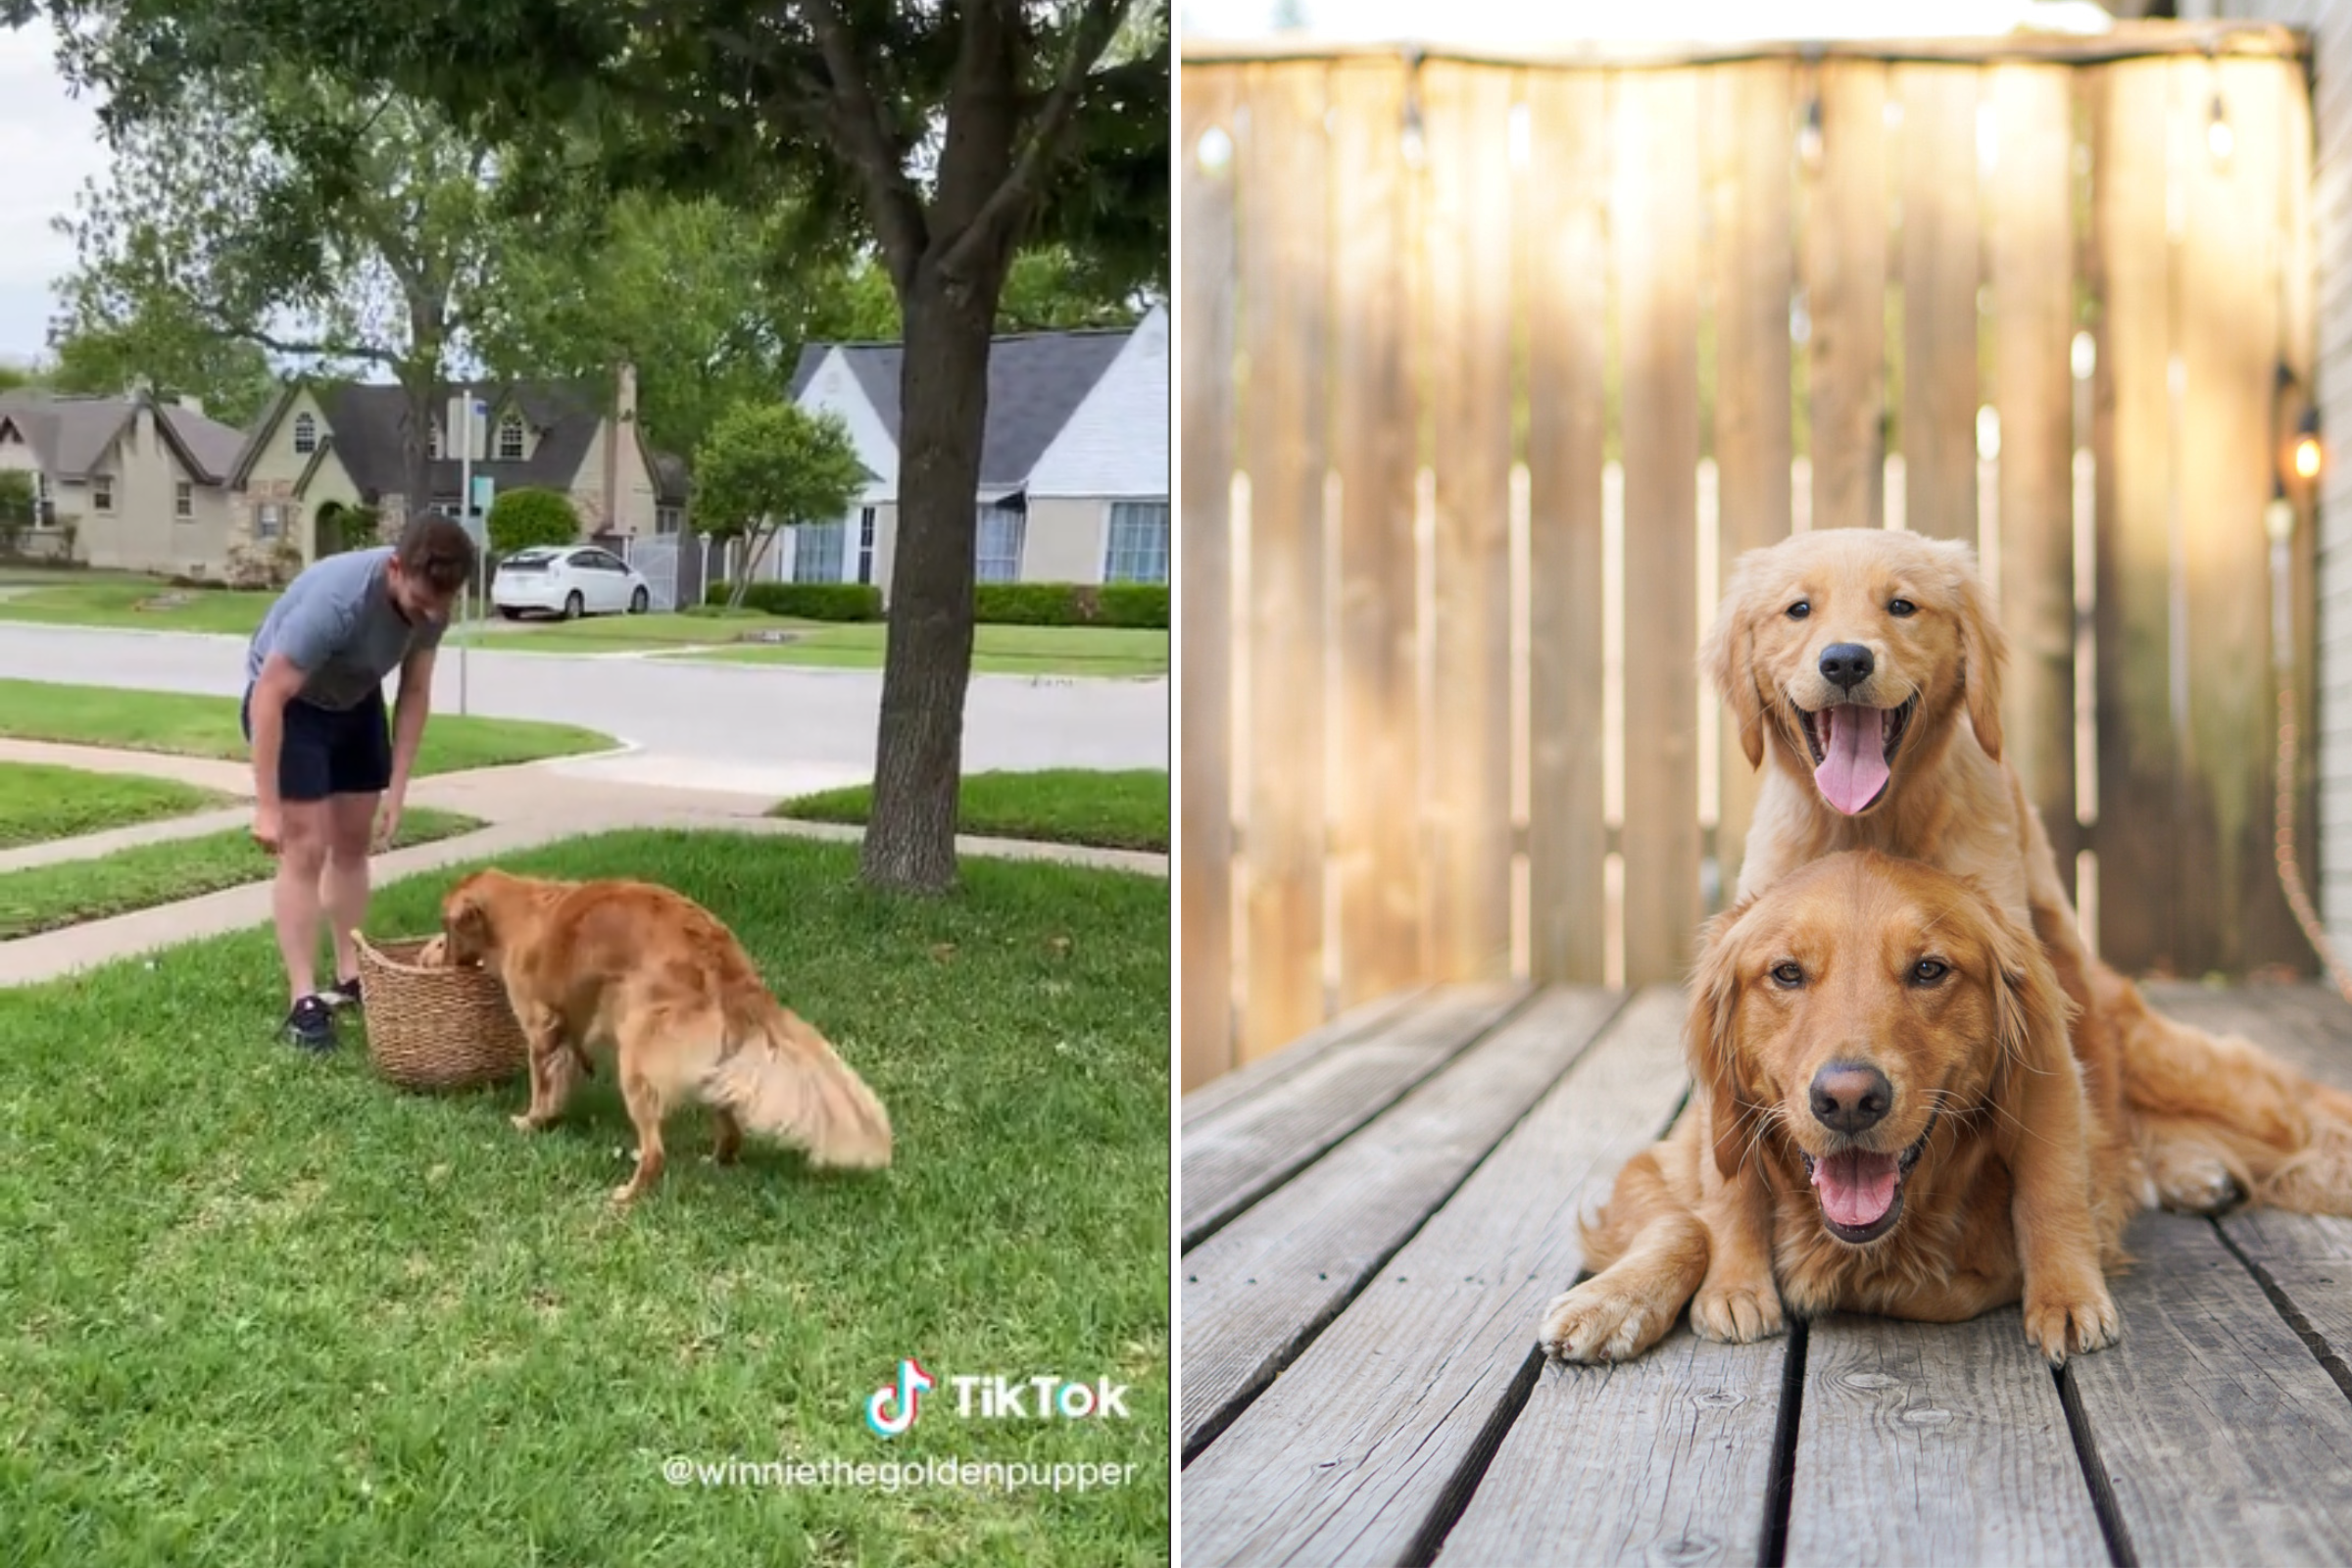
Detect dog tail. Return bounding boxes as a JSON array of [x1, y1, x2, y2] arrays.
[[702, 997, 894, 1170]]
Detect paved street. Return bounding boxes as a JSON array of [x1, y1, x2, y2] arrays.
[[0, 623, 1170, 799]]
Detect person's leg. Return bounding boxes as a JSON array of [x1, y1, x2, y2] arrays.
[[319, 687, 395, 1004], [321, 790, 378, 998], [272, 800, 333, 1005]]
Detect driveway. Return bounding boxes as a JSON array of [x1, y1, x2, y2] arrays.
[[0, 624, 1170, 798]]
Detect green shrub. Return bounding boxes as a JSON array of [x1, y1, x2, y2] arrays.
[[486, 487, 581, 557], [703, 580, 884, 621], [971, 582, 1169, 628]]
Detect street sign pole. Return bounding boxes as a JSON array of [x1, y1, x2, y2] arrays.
[[457, 386, 473, 716]]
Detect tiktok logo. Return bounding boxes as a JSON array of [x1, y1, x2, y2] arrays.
[[865, 1358, 937, 1438]]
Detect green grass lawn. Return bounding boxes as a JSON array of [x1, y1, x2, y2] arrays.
[[775, 770, 1170, 855], [0, 679, 615, 775], [0, 807, 481, 941], [676, 624, 1170, 678], [0, 760, 229, 850], [0, 830, 1169, 1564], [0, 578, 283, 636]]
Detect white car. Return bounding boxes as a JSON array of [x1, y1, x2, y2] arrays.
[[491, 544, 654, 619]]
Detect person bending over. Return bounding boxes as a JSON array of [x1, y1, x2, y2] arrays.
[[243, 513, 476, 1050]]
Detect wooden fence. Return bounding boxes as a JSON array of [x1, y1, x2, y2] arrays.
[[1180, 24, 2323, 1090]]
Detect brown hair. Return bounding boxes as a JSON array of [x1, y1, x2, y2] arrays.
[[395, 513, 478, 595]]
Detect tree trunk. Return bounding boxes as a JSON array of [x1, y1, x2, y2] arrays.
[[401, 296, 447, 532], [858, 266, 1003, 893]]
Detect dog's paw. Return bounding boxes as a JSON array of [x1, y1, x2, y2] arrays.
[[2022, 1279, 2120, 1364], [1691, 1279, 1786, 1345], [1540, 1281, 1668, 1364], [2151, 1151, 2246, 1216]]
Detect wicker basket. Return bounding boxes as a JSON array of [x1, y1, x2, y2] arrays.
[[352, 931, 529, 1092]]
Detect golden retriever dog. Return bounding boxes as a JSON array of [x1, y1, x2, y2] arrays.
[[1539, 852, 2352, 1365], [441, 868, 894, 1203], [1704, 526, 2345, 1228]]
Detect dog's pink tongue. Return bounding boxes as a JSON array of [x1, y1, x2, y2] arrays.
[[1814, 704, 1889, 815], [1813, 1149, 1900, 1229]]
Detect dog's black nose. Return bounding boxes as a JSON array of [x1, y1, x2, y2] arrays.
[[1810, 1060, 1892, 1135], [1818, 642, 1875, 691]]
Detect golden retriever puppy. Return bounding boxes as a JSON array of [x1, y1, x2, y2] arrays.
[[1704, 526, 2346, 1227], [441, 868, 893, 1203], [1540, 852, 2352, 1365]]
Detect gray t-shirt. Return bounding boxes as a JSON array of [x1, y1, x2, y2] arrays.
[[246, 546, 449, 710]]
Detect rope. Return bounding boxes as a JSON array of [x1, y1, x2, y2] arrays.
[[2274, 676, 2352, 1003]]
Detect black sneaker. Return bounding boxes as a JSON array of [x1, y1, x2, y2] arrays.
[[284, 995, 337, 1053], [324, 976, 363, 1009]]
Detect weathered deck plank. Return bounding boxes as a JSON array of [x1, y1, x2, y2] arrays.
[[2215, 1208, 2352, 1396], [2066, 1211, 2352, 1564], [1788, 1312, 2106, 1567], [1437, 1323, 1788, 1567], [1180, 983, 1532, 1248], [1179, 986, 1690, 1567], [1181, 987, 1432, 1129], [1181, 986, 1626, 1459]]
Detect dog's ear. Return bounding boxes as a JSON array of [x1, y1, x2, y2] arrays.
[[1981, 900, 2082, 1145], [442, 892, 494, 961], [1946, 543, 2010, 762], [1702, 562, 1769, 770], [1689, 899, 1761, 1178]]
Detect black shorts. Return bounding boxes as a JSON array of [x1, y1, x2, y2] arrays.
[[241, 683, 393, 803]]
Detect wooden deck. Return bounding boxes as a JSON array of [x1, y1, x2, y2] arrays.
[[1178, 980, 2352, 1566]]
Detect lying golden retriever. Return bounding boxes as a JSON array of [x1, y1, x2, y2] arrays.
[[441, 868, 894, 1203], [1705, 526, 2340, 1225], [1539, 851, 2352, 1365]]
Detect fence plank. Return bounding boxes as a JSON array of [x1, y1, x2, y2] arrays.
[[1241, 62, 1332, 1055], [1423, 62, 1518, 982], [1618, 70, 1704, 984], [1180, 986, 1624, 1460], [1896, 63, 1985, 544], [1181, 66, 1241, 1092], [1330, 59, 1426, 1009], [1706, 63, 1796, 905], [1177, 987, 1690, 1567], [2276, 52, 2323, 978], [1788, 1313, 2106, 1566], [2089, 59, 2180, 975], [1991, 64, 2082, 907], [1526, 70, 1610, 982], [1806, 61, 1890, 535], [2177, 54, 2283, 978]]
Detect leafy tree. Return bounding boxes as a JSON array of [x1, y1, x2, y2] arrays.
[[13, 0, 1169, 895], [0, 365, 38, 394], [52, 64, 516, 512], [692, 401, 867, 612], [0, 471, 34, 556], [44, 310, 280, 429], [485, 487, 581, 557]]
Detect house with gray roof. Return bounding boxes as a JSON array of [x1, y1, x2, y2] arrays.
[[0, 389, 250, 574], [784, 304, 1169, 599], [228, 365, 688, 564]]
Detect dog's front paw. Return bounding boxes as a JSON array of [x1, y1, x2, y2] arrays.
[[2022, 1277, 2120, 1363], [1691, 1279, 1786, 1345], [1541, 1280, 1668, 1364]]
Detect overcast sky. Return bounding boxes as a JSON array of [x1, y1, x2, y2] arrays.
[[0, 19, 105, 367]]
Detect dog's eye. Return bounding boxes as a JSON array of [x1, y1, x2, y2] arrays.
[[1911, 958, 1950, 985], [1787, 601, 1811, 620], [1888, 598, 1917, 617], [1770, 961, 1804, 987]]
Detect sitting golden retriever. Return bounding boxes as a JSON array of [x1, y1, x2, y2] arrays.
[[441, 868, 893, 1203], [1705, 526, 2341, 1227], [1539, 852, 2352, 1365]]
